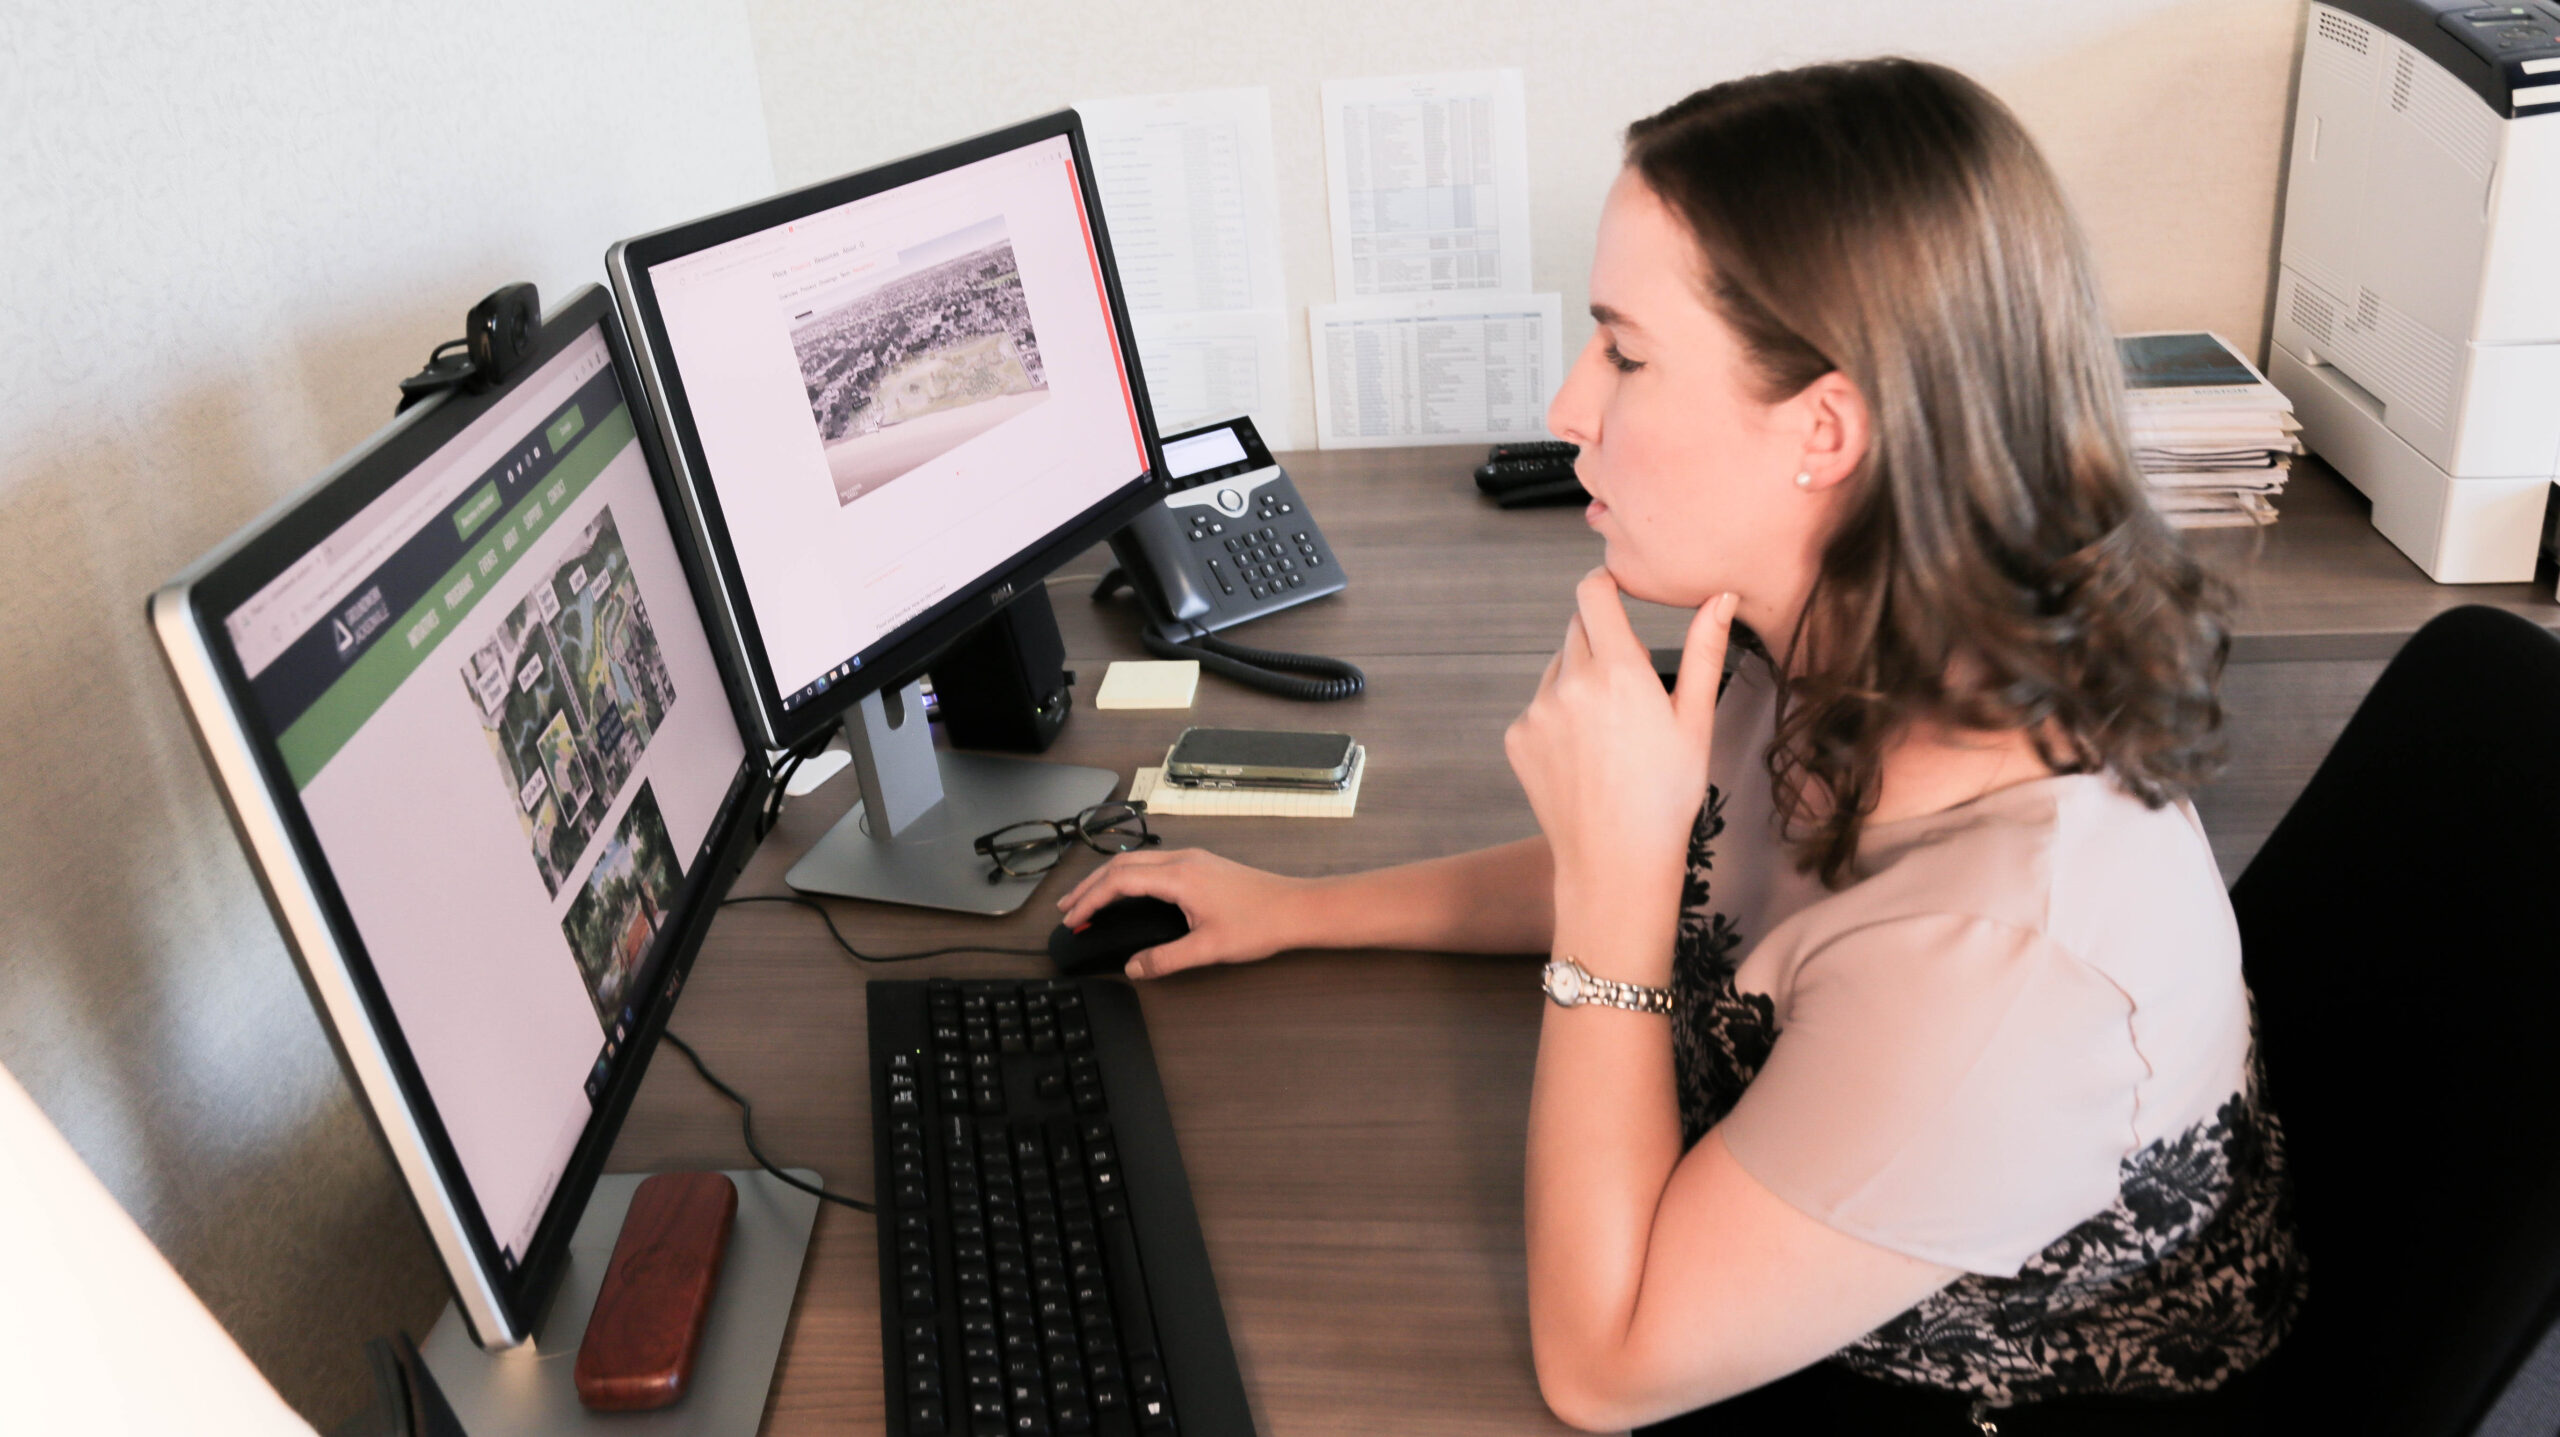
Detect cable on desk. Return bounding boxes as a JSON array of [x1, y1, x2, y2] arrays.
[[660, 1030, 874, 1215], [719, 892, 1049, 962], [756, 731, 839, 842]]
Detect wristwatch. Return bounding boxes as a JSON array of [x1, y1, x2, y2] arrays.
[[1540, 958, 1676, 1016]]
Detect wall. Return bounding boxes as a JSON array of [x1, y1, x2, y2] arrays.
[[745, 0, 2309, 446], [0, 3, 772, 1422]]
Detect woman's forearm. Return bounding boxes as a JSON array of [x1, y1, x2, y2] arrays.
[[1289, 835, 1557, 954]]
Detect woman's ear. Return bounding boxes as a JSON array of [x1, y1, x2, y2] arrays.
[[1794, 371, 1870, 491]]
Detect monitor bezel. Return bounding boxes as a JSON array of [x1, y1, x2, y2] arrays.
[[609, 109, 1167, 754], [148, 286, 766, 1348]]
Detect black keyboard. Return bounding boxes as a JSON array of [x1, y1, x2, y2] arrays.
[[870, 978, 1251, 1437]]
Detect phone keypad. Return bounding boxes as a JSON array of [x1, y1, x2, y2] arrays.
[[1164, 474, 1340, 615]]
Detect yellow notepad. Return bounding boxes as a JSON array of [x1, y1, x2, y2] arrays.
[[1128, 745, 1364, 817]]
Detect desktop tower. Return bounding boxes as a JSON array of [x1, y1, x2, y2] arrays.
[[2271, 0, 2560, 581]]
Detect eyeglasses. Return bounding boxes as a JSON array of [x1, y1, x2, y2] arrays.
[[972, 801, 1160, 882]]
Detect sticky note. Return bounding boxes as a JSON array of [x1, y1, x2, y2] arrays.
[[1094, 660, 1200, 710]]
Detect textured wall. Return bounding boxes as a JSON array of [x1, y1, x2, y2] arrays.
[[744, 0, 2306, 446], [0, 4, 772, 1423]]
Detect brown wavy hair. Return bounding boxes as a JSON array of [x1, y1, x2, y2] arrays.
[[1624, 58, 2233, 887]]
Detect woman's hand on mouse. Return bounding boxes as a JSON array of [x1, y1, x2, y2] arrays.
[[1057, 848, 1311, 978], [1506, 572, 1736, 954]]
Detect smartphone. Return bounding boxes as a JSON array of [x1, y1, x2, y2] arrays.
[[1162, 727, 1357, 790]]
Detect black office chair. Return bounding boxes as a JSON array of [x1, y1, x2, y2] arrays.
[[2233, 604, 2560, 1436]]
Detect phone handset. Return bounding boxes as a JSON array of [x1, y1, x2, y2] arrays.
[[1096, 530, 1365, 701], [1092, 417, 1362, 701]]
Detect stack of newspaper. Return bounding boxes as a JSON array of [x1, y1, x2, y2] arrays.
[[2117, 332, 2300, 529]]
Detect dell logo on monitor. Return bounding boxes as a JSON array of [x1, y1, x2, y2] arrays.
[[989, 582, 1014, 606]]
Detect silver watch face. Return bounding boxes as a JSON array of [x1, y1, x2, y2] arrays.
[[1545, 962, 1584, 1006]]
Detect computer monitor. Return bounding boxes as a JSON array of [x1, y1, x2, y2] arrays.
[[608, 111, 1164, 914], [149, 287, 765, 1350]]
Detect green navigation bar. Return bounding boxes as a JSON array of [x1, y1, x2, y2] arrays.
[[453, 482, 502, 540], [278, 403, 636, 788]]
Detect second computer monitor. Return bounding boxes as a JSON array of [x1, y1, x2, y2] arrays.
[[609, 111, 1162, 911], [610, 112, 1160, 753]]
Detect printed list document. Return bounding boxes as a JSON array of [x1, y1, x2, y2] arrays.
[[1077, 87, 1288, 314], [1309, 292, 1563, 449], [1322, 69, 1533, 300], [1079, 87, 1296, 448], [1132, 309, 1298, 451]]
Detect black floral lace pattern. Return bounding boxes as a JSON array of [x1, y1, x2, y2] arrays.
[[1666, 798, 2306, 1404], [1669, 789, 1776, 1147]]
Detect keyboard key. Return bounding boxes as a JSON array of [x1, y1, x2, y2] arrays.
[[910, 1396, 948, 1435]]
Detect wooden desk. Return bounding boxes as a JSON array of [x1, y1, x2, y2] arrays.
[[606, 445, 2560, 1434]]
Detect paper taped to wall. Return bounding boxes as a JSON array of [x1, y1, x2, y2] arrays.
[[1322, 69, 1532, 300], [1309, 292, 1562, 448], [1078, 87, 1288, 315], [1131, 310, 1297, 451], [1079, 87, 1296, 450]]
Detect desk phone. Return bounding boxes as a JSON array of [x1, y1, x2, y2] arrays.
[[1098, 416, 1363, 700], [1112, 416, 1345, 632]]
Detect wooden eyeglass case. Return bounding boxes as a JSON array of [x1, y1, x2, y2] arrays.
[[573, 1171, 738, 1410]]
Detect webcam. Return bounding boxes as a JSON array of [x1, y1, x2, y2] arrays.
[[465, 283, 540, 389], [395, 281, 542, 413]]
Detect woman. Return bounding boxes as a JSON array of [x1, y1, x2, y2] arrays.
[[1063, 58, 2304, 1433]]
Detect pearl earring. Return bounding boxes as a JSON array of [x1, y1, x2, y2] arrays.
[[1793, 470, 1813, 490]]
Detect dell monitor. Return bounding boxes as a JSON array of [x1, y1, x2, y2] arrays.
[[608, 111, 1164, 914], [149, 286, 766, 1350]]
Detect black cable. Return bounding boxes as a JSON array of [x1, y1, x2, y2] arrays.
[[757, 730, 841, 841], [659, 1030, 874, 1214], [719, 892, 1048, 962], [1142, 623, 1366, 702]]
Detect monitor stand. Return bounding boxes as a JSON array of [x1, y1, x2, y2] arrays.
[[784, 678, 1118, 915], [419, 1168, 818, 1437]]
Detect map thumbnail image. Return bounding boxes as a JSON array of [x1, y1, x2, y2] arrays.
[[463, 506, 678, 896], [788, 216, 1050, 505], [559, 782, 684, 1028]]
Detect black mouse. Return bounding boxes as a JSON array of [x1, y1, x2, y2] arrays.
[[1049, 897, 1190, 976]]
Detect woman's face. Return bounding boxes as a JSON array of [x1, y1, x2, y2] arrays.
[[1546, 171, 1853, 632]]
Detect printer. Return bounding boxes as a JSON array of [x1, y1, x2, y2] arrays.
[[2272, 1, 2560, 581]]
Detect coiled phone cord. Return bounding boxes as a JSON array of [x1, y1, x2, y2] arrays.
[[1141, 624, 1366, 702]]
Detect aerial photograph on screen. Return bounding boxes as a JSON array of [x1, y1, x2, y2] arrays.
[[559, 781, 684, 1027], [788, 216, 1050, 505], [462, 506, 678, 896]]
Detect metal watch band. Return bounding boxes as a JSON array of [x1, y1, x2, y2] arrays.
[[1542, 958, 1675, 1015]]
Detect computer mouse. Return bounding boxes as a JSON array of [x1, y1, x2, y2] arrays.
[[1048, 897, 1191, 976]]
